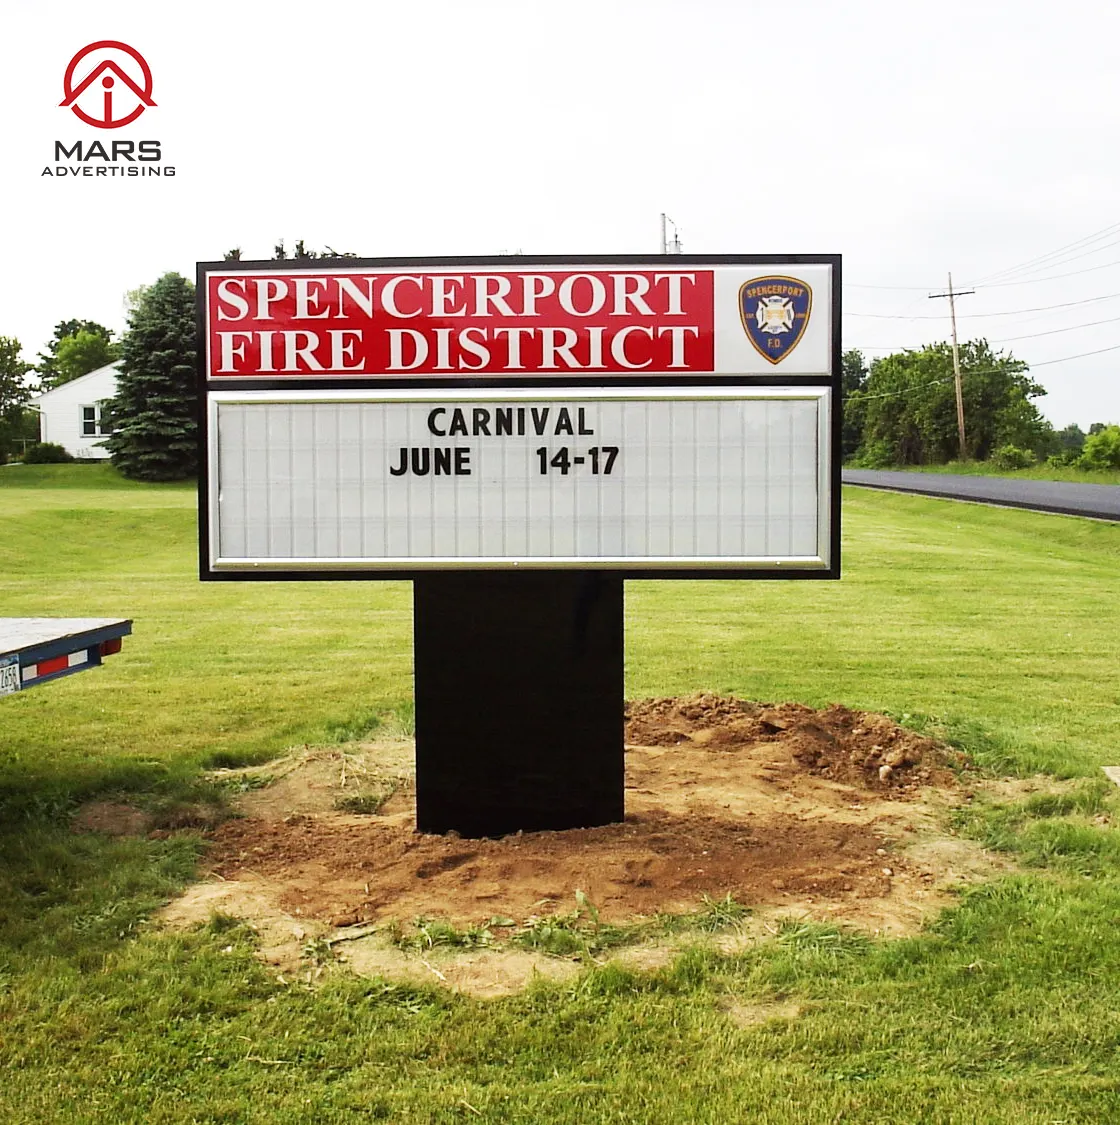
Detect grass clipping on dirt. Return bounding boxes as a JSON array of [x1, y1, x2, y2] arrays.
[[152, 694, 1011, 995]]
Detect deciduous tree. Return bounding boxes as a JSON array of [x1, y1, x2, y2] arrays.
[[52, 330, 120, 387], [855, 340, 1052, 464], [36, 320, 116, 387], [1056, 423, 1086, 453], [224, 241, 359, 262], [0, 337, 33, 463], [840, 348, 868, 460], [1080, 424, 1120, 470]]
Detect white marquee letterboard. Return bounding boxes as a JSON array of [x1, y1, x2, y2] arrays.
[[207, 387, 831, 571]]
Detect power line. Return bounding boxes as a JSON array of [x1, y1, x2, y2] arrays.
[[858, 373, 959, 400], [977, 257, 1120, 287], [844, 281, 944, 290], [1032, 342, 1120, 366], [845, 224, 1120, 293], [974, 221, 1120, 285], [845, 220, 1120, 292], [981, 235, 1120, 284], [846, 291, 1120, 319], [849, 312, 1120, 351], [990, 316, 1120, 342]]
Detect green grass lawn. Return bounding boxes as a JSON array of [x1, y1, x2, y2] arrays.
[[891, 460, 1120, 486], [2, 465, 1120, 1123]]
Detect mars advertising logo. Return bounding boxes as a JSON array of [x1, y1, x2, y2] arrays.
[[44, 41, 174, 178]]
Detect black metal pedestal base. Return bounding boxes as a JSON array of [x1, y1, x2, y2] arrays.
[[413, 571, 624, 837]]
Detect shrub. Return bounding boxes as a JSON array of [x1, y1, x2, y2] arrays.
[[1047, 449, 1081, 468], [1078, 424, 1120, 470], [852, 439, 895, 469], [22, 442, 74, 464], [990, 444, 1036, 471]]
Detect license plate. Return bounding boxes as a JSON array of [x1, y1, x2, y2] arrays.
[[0, 655, 21, 695]]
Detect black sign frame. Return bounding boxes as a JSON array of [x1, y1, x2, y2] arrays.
[[196, 253, 842, 583]]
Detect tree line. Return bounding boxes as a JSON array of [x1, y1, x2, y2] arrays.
[[842, 343, 1119, 471], [0, 241, 355, 476]]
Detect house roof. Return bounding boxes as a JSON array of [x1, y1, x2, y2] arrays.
[[32, 362, 121, 403]]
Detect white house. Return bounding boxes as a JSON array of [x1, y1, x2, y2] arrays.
[[32, 362, 119, 460]]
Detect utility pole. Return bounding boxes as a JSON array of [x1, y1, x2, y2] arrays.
[[659, 213, 682, 254], [929, 272, 975, 460]]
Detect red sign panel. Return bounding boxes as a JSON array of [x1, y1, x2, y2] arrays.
[[205, 269, 715, 378]]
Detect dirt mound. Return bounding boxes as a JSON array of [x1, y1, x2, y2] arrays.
[[626, 695, 963, 791], [156, 698, 1012, 994]]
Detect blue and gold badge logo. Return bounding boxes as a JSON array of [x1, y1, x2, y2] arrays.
[[739, 276, 812, 364]]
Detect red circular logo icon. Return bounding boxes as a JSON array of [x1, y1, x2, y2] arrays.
[[60, 41, 156, 129]]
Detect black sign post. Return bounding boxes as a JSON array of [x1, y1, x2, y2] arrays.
[[413, 571, 623, 836]]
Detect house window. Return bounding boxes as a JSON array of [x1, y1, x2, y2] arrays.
[[80, 404, 113, 437]]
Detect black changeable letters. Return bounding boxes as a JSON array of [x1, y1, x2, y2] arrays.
[[389, 447, 472, 476], [426, 405, 596, 438]]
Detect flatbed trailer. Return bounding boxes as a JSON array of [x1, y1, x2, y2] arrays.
[[0, 618, 132, 695]]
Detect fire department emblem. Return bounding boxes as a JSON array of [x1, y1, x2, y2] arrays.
[[739, 276, 813, 364]]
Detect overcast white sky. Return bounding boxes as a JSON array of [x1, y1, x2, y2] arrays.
[[4, 0, 1119, 427]]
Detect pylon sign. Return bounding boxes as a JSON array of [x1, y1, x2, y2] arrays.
[[197, 255, 841, 580]]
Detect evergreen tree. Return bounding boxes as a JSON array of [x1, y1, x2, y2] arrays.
[[104, 273, 198, 481]]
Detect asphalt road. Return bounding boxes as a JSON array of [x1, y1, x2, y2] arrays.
[[842, 469, 1120, 522]]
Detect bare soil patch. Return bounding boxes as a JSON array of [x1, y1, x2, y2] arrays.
[[720, 998, 805, 1029], [72, 802, 154, 837], [72, 800, 222, 838], [156, 696, 1022, 995]]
